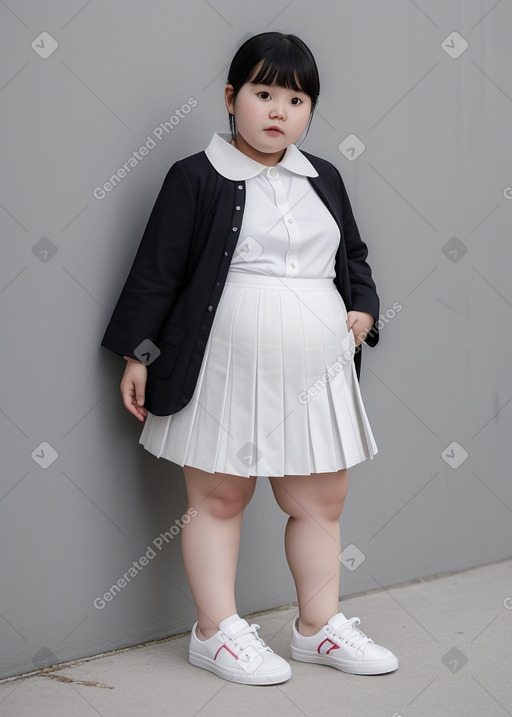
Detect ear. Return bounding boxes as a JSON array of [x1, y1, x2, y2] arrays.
[[224, 84, 235, 115]]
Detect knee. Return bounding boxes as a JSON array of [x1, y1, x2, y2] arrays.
[[320, 485, 349, 521], [205, 489, 253, 521], [184, 468, 256, 520], [273, 475, 348, 521], [283, 499, 346, 521], [312, 486, 348, 521], [314, 498, 346, 522]]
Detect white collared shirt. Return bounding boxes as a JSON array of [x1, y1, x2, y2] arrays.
[[204, 131, 340, 279]]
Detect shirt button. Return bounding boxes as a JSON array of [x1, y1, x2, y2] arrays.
[[269, 167, 278, 178], [290, 263, 296, 269], [208, 305, 214, 311], [287, 217, 293, 223]]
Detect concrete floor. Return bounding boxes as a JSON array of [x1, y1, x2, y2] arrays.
[[1, 558, 511, 717]]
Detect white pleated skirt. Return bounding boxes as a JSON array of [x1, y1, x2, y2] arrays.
[[139, 271, 378, 477]]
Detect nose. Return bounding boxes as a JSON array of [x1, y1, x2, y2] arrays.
[[270, 101, 286, 120]]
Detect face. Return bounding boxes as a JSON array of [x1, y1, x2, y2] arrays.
[[225, 59, 312, 163]]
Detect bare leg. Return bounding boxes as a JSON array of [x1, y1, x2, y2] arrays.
[[268, 470, 349, 637], [182, 466, 257, 639]]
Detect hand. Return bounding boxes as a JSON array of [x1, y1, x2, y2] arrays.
[[346, 310, 375, 347], [121, 357, 148, 421]]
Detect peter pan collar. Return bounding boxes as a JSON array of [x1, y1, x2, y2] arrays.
[[204, 130, 319, 180]]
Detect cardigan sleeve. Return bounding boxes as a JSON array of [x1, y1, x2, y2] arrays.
[[100, 161, 196, 360], [334, 166, 380, 348]]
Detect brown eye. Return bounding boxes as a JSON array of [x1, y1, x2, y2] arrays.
[[258, 91, 270, 100]]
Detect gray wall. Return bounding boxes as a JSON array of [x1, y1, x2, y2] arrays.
[[1, 0, 511, 680]]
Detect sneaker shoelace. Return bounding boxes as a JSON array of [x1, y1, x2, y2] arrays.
[[220, 623, 273, 663], [326, 617, 374, 651]]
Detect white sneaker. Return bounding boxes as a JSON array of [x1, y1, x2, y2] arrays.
[[189, 613, 292, 685], [290, 612, 399, 675]]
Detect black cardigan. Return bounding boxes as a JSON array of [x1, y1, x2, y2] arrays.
[[100, 149, 380, 416]]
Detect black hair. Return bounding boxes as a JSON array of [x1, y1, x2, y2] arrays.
[[226, 32, 320, 145]]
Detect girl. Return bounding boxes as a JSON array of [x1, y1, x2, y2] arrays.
[[101, 32, 398, 685]]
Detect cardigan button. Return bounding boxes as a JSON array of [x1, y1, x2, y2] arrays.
[[224, 251, 228, 256], [208, 305, 214, 311], [236, 205, 241, 210], [232, 226, 238, 232], [237, 184, 243, 189]]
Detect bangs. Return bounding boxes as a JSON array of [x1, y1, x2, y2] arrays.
[[249, 47, 318, 101]]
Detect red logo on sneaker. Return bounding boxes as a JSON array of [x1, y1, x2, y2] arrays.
[[214, 644, 239, 661], [318, 638, 340, 655]]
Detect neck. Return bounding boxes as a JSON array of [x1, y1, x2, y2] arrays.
[[231, 134, 286, 166]]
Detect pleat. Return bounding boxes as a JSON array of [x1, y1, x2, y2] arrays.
[[138, 324, 211, 464], [224, 286, 259, 475], [322, 296, 351, 469], [139, 278, 378, 476], [192, 284, 241, 472], [280, 286, 312, 475], [347, 360, 378, 460], [319, 296, 343, 472], [325, 332, 365, 464], [324, 295, 378, 466], [254, 288, 283, 477], [298, 290, 333, 474]]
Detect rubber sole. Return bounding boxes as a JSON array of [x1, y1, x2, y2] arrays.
[[189, 650, 292, 685], [290, 645, 398, 675]]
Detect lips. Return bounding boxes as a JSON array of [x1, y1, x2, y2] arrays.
[[265, 126, 283, 134]]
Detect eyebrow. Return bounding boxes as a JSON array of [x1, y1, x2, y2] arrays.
[[252, 83, 307, 94]]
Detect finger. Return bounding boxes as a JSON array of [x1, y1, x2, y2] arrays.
[[121, 391, 137, 417], [121, 381, 140, 417], [346, 316, 356, 332], [132, 383, 147, 419], [121, 376, 148, 420], [126, 398, 146, 421], [350, 326, 363, 347], [134, 381, 145, 409]]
